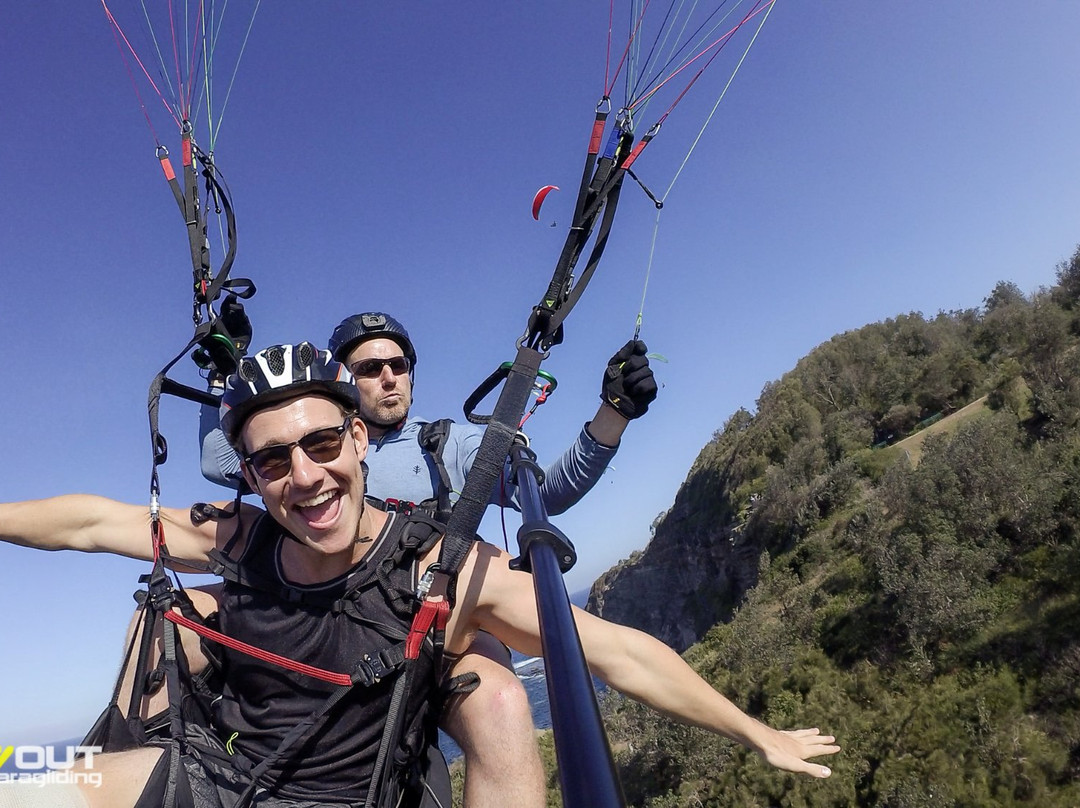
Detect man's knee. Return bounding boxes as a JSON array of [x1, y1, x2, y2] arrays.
[[464, 661, 532, 726], [443, 652, 536, 755], [0, 784, 88, 808]]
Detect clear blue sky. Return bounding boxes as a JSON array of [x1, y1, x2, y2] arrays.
[[2, 1, 1079, 744]]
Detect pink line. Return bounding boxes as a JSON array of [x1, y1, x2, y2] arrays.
[[606, 0, 652, 98], [629, 0, 773, 114], [100, 0, 180, 132]]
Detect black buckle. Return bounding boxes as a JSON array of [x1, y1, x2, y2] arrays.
[[352, 653, 393, 686]]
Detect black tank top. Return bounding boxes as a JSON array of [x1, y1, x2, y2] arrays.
[[215, 512, 439, 802]]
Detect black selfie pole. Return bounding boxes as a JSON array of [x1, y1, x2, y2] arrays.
[[509, 435, 625, 808]]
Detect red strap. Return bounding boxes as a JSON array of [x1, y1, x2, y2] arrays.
[[164, 610, 352, 686], [405, 600, 450, 661]]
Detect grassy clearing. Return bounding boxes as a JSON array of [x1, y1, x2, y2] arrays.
[[892, 395, 990, 466]]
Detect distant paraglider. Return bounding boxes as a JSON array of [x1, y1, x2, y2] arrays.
[[531, 184, 559, 220]]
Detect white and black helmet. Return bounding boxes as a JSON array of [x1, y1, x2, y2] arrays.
[[220, 342, 360, 447]]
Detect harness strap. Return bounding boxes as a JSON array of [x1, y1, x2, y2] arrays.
[[405, 600, 450, 661], [234, 678, 359, 808], [363, 666, 414, 808], [418, 419, 455, 523], [227, 596, 448, 807], [441, 344, 545, 592], [164, 611, 405, 687], [161, 610, 183, 808]]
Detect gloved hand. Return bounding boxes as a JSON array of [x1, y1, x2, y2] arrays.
[[601, 339, 658, 420], [193, 294, 253, 379], [220, 294, 253, 355]]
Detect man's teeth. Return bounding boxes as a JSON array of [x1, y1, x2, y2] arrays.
[[297, 491, 337, 509]]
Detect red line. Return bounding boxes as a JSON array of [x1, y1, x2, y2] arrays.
[[165, 611, 353, 686], [606, 0, 652, 98], [629, 0, 773, 114], [100, 0, 180, 132], [604, 0, 615, 95]]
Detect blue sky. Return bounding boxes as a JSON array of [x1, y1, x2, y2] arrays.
[[3, 1, 1080, 744]]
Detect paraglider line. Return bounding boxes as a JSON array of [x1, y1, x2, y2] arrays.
[[628, 0, 772, 114], [605, 0, 653, 98], [102, 0, 181, 133], [629, 0, 736, 110], [663, 0, 775, 198], [183, 0, 206, 118], [605, 0, 615, 94], [138, 0, 181, 111], [212, 0, 264, 147], [167, 0, 184, 119], [631, 0, 775, 345], [626, 0, 680, 104]]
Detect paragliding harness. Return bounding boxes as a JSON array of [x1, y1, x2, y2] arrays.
[[365, 419, 456, 524], [367, 372, 557, 525], [83, 510, 474, 808]]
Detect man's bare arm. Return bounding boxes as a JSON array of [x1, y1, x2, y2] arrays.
[[447, 541, 839, 778], [0, 494, 252, 566]]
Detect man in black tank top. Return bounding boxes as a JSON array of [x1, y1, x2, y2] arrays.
[[0, 344, 839, 808]]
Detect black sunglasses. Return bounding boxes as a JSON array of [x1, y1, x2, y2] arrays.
[[243, 417, 354, 482], [349, 356, 412, 379]]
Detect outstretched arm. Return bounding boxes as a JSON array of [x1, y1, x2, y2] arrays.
[[538, 339, 658, 515], [0, 494, 247, 568], [534, 419, 620, 515], [450, 542, 839, 778]]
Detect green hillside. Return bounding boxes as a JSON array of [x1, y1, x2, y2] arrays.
[[587, 248, 1080, 806]]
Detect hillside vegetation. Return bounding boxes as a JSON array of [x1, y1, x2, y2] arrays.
[[586, 248, 1080, 806]]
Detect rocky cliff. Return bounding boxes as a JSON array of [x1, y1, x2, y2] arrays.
[[587, 434, 763, 653]]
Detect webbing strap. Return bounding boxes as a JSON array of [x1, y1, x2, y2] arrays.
[[405, 600, 449, 660], [363, 665, 414, 808], [164, 611, 356, 686], [544, 170, 626, 339], [528, 113, 632, 351], [160, 596, 184, 807], [158, 131, 239, 323], [440, 345, 546, 582], [235, 678, 358, 807]]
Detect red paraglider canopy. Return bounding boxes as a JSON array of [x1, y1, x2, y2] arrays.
[[531, 184, 559, 220]]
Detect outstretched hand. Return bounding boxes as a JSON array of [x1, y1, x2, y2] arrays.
[[757, 727, 840, 778]]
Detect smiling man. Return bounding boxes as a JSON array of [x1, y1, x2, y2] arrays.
[[0, 342, 838, 808]]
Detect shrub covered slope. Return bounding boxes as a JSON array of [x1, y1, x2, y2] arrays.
[[589, 250, 1080, 806]]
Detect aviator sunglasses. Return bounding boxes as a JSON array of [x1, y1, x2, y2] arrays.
[[243, 417, 355, 482], [349, 356, 412, 379]]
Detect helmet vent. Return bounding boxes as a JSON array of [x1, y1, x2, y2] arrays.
[[266, 346, 286, 375], [238, 357, 258, 382], [296, 342, 316, 369]]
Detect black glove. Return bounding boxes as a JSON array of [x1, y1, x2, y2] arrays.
[[193, 295, 253, 378], [601, 339, 658, 420], [220, 294, 253, 355]]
